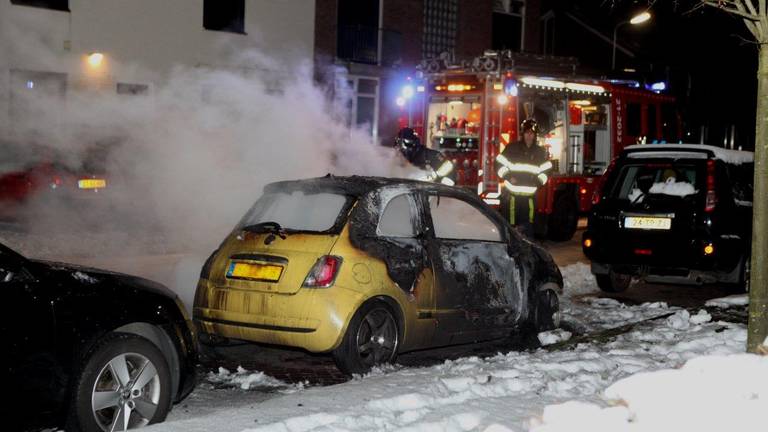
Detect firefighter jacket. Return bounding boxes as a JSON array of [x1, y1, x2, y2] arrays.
[[495, 141, 552, 196], [408, 146, 456, 186]]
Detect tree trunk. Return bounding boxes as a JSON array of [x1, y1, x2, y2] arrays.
[[747, 43, 768, 353]]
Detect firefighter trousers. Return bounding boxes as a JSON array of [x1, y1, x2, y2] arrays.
[[500, 193, 535, 239]]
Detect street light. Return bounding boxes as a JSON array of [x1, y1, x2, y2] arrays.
[[612, 11, 652, 70]]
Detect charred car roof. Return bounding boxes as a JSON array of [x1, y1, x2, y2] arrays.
[[264, 175, 482, 201]]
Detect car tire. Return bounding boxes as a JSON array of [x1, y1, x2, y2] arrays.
[[332, 301, 399, 375], [547, 192, 579, 242], [596, 271, 632, 293], [69, 332, 173, 432]]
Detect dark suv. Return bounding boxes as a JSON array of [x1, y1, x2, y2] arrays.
[[583, 144, 754, 292]]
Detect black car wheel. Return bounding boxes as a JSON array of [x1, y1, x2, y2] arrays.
[[70, 333, 172, 432], [332, 301, 399, 375], [596, 271, 632, 293]]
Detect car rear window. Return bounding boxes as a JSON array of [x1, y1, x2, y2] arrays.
[[238, 191, 352, 233], [610, 162, 702, 201]]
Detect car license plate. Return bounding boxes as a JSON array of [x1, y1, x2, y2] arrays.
[[226, 262, 283, 282], [624, 216, 672, 230], [78, 178, 107, 189]]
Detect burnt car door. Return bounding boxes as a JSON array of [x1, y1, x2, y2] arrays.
[[425, 193, 524, 344], [374, 190, 436, 346], [1, 244, 60, 430]]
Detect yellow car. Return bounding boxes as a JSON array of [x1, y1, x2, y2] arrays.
[[193, 176, 563, 374]]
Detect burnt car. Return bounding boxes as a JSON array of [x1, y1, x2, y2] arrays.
[[0, 241, 196, 431], [194, 176, 563, 375], [583, 144, 754, 292]]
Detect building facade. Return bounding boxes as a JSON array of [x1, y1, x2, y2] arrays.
[[0, 0, 316, 140]]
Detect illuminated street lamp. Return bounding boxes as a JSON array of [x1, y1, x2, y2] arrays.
[[612, 11, 651, 70]]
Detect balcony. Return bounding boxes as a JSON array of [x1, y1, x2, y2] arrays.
[[337, 25, 402, 66]]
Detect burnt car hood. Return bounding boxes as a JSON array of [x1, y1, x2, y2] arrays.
[[26, 259, 177, 299]]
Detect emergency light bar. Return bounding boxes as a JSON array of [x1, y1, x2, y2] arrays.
[[520, 76, 606, 95], [435, 84, 478, 92]]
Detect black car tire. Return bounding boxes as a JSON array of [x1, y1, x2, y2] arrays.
[[596, 271, 632, 293], [547, 192, 579, 242], [332, 301, 399, 375], [69, 332, 172, 432]]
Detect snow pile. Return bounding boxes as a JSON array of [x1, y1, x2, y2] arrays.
[[705, 294, 749, 308], [206, 367, 304, 393], [559, 263, 598, 297], [538, 329, 573, 346], [531, 354, 768, 432]]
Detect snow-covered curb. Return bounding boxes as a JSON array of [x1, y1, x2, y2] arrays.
[[531, 354, 768, 432]]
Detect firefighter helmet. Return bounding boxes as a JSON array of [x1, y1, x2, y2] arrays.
[[395, 127, 423, 159], [521, 118, 539, 135]]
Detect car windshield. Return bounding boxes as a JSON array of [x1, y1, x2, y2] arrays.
[[610, 161, 702, 201], [237, 190, 352, 233]]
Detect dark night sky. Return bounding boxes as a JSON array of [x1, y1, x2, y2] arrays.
[[546, 0, 759, 149]]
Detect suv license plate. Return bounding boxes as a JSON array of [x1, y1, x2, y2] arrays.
[[624, 216, 672, 230]]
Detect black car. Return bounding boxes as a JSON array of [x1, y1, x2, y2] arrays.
[[583, 144, 754, 292], [1, 241, 196, 431]]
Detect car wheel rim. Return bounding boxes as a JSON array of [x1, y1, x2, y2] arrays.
[[91, 352, 161, 431], [355, 307, 398, 368]]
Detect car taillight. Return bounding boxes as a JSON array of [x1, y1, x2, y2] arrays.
[[303, 255, 342, 288], [705, 159, 717, 213]]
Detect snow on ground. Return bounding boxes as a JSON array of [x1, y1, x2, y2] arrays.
[[149, 264, 752, 432], [705, 294, 749, 308]]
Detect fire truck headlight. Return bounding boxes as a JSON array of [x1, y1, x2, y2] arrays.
[[497, 94, 509, 105], [402, 85, 415, 99], [396, 96, 406, 107]]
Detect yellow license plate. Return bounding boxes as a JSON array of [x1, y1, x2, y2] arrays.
[[78, 179, 107, 189], [624, 216, 672, 230], [226, 262, 283, 282]]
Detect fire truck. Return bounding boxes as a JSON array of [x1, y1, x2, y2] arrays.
[[396, 51, 679, 241]]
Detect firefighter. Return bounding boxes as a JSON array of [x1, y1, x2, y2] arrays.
[[395, 127, 456, 186], [495, 119, 552, 239]]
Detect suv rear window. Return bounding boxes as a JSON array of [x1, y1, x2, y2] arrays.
[[610, 162, 702, 201], [238, 191, 353, 233]]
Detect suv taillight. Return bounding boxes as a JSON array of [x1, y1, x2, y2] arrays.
[[592, 158, 618, 206], [705, 159, 717, 213], [303, 256, 342, 288]]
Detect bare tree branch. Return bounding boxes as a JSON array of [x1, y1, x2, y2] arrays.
[[701, 1, 761, 21], [744, 0, 759, 15]]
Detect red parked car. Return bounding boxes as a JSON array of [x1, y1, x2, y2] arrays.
[[0, 142, 113, 223]]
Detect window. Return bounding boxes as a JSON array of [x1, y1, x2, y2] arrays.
[[626, 103, 641, 137], [429, 196, 502, 242], [203, 0, 245, 34], [116, 83, 148, 96], [423, 0, 458, 58], [344, 76, 379, 138], [10, 0, 68, 11], [378, 194, 416, 238], [238, 191, 350, 233], [648, 104, 657, 142]]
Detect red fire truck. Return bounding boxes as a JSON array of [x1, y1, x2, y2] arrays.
[[396, 51, 679, 241]]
